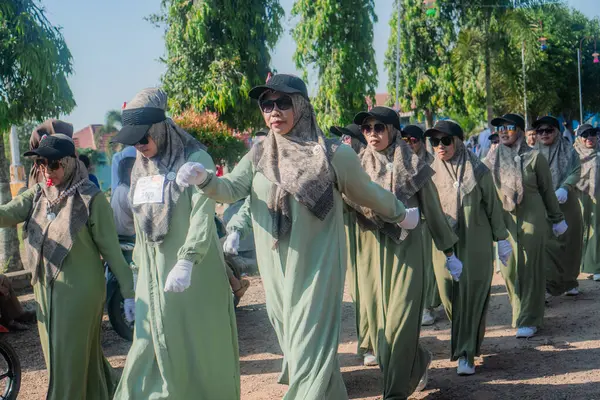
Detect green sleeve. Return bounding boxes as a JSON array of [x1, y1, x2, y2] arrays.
[[332, 145, 406, 223], [417, 180, 458, 251], [88, 193, 134, 299], [535, 153, 564, 224], [177, 151, 218, 265], [479, 171, 509, 241], [0, 186, 37, 227], [200, 152, 253, 204], [561, 148, 582, 191], [226, 196, 252, 237]]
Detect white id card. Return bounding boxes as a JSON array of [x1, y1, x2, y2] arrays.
[[133, 175, 165, 205]]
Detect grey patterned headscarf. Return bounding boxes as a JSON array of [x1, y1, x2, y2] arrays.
[[24, 136, 99, 285], [574, 136, 600, 197], [485, 132, 533, 212], [128, 88, 205, 244], [345, 128, 433, 243], [431, 137, 488, 231], [416, 143, 435, 165], [535, 133, 574, 190], [252, 93, 338, 247]]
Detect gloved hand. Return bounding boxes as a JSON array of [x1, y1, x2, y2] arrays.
[[445, 254, 463, 281], [398, 208, 420, 230], [552, 220, 568, 237], [223, 231, 241, 255], [555, 188, 568, 204], [497, 240, 513, 266], [176, 162, 208, 188], [124, 298, 135, 323], [164, 260, 194, 293]]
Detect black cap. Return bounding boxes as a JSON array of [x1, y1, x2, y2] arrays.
[[329, 124, 367, 145], [24, 134, 75, 160], [353, 107, 400, 130], [249, 74, 309, 100], [533, 116, 560, 130], [112, 107, 167, 145], [402, 125, 425, 141], [491, 113, 525, 131], [577, 124, 597, 136], [424, 120, 464, 140]]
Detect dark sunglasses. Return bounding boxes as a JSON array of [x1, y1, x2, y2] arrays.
[[35, 158, 61, 171], [136, 134, 149, 146], [494, 125, 516, 132], [536, 128, 555, 136], [581, 130, 598, 139], [259, 96, 293, 113], [361, 123, 386, 136], [429, 136, 453, 147], [402, 136, 419, 144]]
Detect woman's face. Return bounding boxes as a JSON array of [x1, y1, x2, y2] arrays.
[[135, 134, 158, 158], [432, 132, 456, 161], [499, 124, 520, 147], [583, 133, 598, 149], [403, 136, 422, 154], [526, 130, 537, 146], [260, 92, 295, 136], [536, 124, 558, 146], [39, 158, 66, 186], [362, 118, 392, 152]]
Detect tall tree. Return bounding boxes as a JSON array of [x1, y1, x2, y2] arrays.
[[0, 0, 75, 272], [292, 0, 378, 128], [151, 0, 283, 130]]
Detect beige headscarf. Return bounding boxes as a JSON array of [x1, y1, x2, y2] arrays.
[[28, 119, 74, 188], [416, 143, 435, 165], [128, 88, 205, 244], [535, 133, 574, 190], [23, 135, 99, 285], [574, 136, 600, 198], [345, 128, 433, 243], [252, 93, 338, 246], [431, 137, 488, 231], [484, 132, 533, 212]]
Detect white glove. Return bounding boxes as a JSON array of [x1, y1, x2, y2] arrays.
[[445, 254, 463, 281], [555, 188, 568, 204], [552, 220, 568, 237], [497, 240, 513, 266], [176, 162, 208, 188], [164, 260, 194, 293], [124, 298, 135, 323], [223, 231, 241, 255], [398, 208, 420, 230]]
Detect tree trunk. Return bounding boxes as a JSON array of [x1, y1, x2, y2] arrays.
[[484, 38, 493, 130], [424, 109, 434, 129], [0, 131, 23, 273]]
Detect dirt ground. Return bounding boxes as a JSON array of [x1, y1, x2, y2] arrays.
[[12, 272, 600, 400]]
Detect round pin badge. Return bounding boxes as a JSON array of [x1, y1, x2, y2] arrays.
[[167, 172, 177, 181], [386, 163, 394, 172], [453, 181, 460, 189], [514, 155, 521, 163]]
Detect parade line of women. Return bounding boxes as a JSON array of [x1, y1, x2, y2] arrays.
[[1, 74, 597, 400]]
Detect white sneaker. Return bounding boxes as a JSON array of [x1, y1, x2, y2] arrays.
[[363, 352, 377, 366], [594, 274, 600, 282], [565, 287, 579, 296], [457, 357, 475, 376], [421, 309, 436, 326], [516, 326, 537, 338], [416, 351, 432, 391]]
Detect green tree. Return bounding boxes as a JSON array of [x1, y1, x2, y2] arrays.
[[95, 109, 123, 161], [0, 0, 75, 272], [291, 0, 378, 128], [151, 0, 283, 130]]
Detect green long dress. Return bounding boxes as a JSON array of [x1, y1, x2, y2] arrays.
[[356, 181, 457, 399], [114, 150, 240, 400], [0, 186, 134, 400], [495, 152, 564, 328], [576, 148, 600, 275], [203, 145, 407, 400], [432, 172, 508, 365]]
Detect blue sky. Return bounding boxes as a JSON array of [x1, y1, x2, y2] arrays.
[[42, 0, 599, 130]]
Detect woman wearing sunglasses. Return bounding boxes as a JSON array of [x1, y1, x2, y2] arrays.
[[348, 108, 458, 397], [176, 74, 412, 400], [486, 114, 565, 339], [111, 89, 240, 400], [27, 119, 74, 188], [0, 134, 135, 399], [425, 120, 509, 375], [574, 124, 600, 282], [533, 116, 583, 299]]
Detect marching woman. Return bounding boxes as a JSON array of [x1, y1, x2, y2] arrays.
[[27, 119, 73, 188], [176, 74, 412, 400], [487, 114, 565, 339], [574, 124, 600, 281], [0, 134, 135, 399], [112, 89, 240, 400], [425, 120, 509, 376], [533, 116, 583, 297], [349, 108, 459, 398]]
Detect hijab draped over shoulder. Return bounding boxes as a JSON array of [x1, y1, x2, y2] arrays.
[[574, 137, 600, 198]]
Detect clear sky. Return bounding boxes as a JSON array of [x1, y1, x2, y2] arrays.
[[42, 0, 599, 131]]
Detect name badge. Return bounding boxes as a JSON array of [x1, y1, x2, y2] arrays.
[[133, 175, 165, 205]]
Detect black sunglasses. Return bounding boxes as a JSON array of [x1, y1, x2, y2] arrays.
[[136, 134, 149, 146], [35, 158, 61, 171], [536, 128, 555, 135], [259, 96, 294, 113], [361, 123, 386, 136], [429, 136, 453, 147], [581, 130, 598, 139]]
